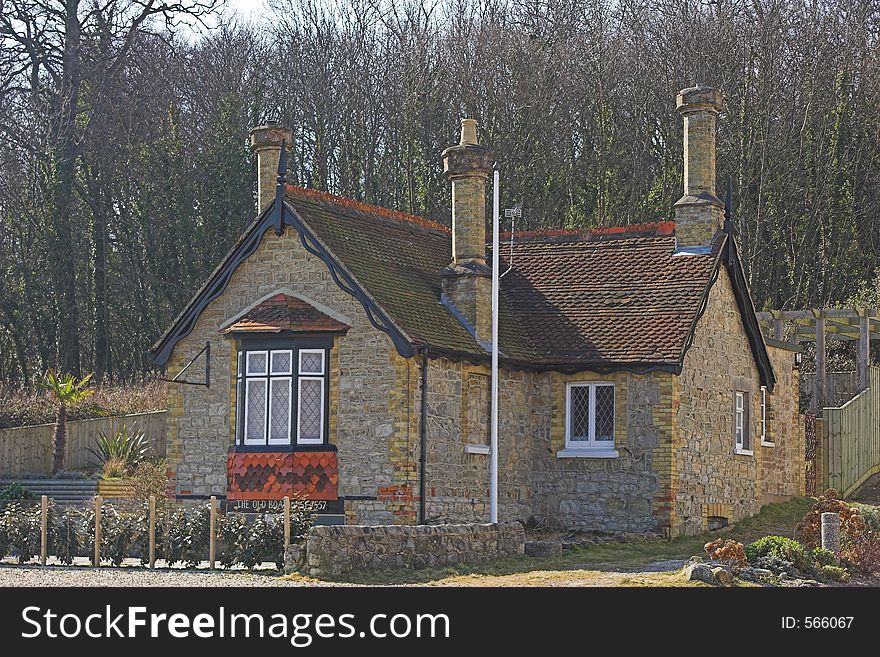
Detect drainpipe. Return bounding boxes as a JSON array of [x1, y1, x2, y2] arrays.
[[418, 347, 429, 524]]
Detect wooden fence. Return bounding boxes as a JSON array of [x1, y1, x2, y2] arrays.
[[0, 411, 167, 477], [820, 367, 880, 498]]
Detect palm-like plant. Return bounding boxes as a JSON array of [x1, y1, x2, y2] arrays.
[[41, 370, 94, 475]]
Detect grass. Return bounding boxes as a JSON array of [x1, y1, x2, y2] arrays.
[[0, 377, 166, 429], [294, 497, 814, 586]]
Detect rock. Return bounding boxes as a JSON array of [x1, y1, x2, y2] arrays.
[[525, 540, 563, 558], [685, 563, 716, 584], [711, 567, 735, 586], [686, 555, 704, 567], [753, 568, 773, 578]]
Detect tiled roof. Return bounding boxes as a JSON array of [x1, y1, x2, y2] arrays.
[[496, 230, 722, 366], [221, 293, 350, 334], [284, 186, 723, 368]]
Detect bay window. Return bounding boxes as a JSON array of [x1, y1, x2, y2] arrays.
[[236, 341, 329, 446]]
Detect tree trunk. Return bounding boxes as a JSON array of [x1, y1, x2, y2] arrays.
[[52, 404, 68, 476], [51, 0, 83, 375], [92, 186, 109, 381]]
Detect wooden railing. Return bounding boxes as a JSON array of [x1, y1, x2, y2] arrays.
[[821, 367, 880, 497], [0, 411, 166, 477]]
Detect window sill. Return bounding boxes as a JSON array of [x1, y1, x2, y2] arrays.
[[733, 448, 754, 456], [465, 444, 490, 455], [556, 448, 619, 459], [760, 440, 775, 448]]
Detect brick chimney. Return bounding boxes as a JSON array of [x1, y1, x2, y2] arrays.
[[674, 85, 725, 250], [250, 121, 292, 214], [441, 119, 493, 343]]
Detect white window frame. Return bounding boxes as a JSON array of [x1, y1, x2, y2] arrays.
[[246, 350, 268, 375], [557, 382, 619, 458], [267, 376, 293, 445], [734, 391, 753, 455], [299, 349, 325, 375], [270, 349, 293, 375], [243, 377, 268, 445], [296, 376, 325, 444], [759, 385, 773, 446]]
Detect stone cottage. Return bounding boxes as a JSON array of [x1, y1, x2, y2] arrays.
[[151, 85, 804, 537]]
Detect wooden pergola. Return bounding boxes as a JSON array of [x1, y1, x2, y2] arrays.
[[757, 308, 879, 410]]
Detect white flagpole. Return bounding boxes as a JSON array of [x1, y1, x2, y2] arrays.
[[490, 165, 500, 524]]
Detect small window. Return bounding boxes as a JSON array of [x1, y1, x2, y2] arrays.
[[735, 391, 752, 453], [565, 383, 615, 449], [760, 386, 772, 445]]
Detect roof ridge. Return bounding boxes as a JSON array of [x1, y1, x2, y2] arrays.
[[498, 221, 675, 242], [285, 184, 451, 234]]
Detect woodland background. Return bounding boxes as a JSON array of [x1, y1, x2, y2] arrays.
[[2, 0, 880, 385]]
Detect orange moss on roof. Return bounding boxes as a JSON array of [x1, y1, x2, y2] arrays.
[[499, 221, 675, 242], [285, 184, 451, 234]]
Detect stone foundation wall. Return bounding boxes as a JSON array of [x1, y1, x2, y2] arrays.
[[760, 344, 805, 503], [530, 370, 669, 533], [675, 267, 762, 536], [287, 522, 524, 577]]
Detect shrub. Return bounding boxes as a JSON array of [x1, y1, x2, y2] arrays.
[[89, 425, 149, 475], [102, 456, 127, 479], [1, 502, 41, 562], [854, 504, 880, 533], [797, 490, 880, 576], [753, 554, 796, 574], [100, 506, 142, 566], [163, 506, 211, 567], [818, 565, 850, 583], [0, 483, 35, 500], [48, 506, 84, 565], [745, 536, 811, 572], [129, 459, 170, 513], [704, 538, 746, 566], [843, 528, 880, 576], [218, 512, 287, 571], [796, 489, 861, 549], [812, 547, 837, 567]]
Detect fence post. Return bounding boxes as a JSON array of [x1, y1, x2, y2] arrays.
[[149, 495, 156, 569], [283, 496, 291, 548], [94, 495, 103, 567], [821, 512, 840, 556], [209, 496, 217, 570], [40, 495, 48, 566]]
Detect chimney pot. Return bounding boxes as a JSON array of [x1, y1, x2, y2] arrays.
[[460, 118, 478, 145]]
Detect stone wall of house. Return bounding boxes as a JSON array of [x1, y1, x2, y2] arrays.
[[760, 344, 806, 503], [530, 370, 671, 533], [422, 359, 545, 523], [287, 522, 524, 577], [165, 224, 414, 525], [674, 267, 762, 536]]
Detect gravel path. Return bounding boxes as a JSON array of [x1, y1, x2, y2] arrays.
[[0, 564, 316, 587]]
